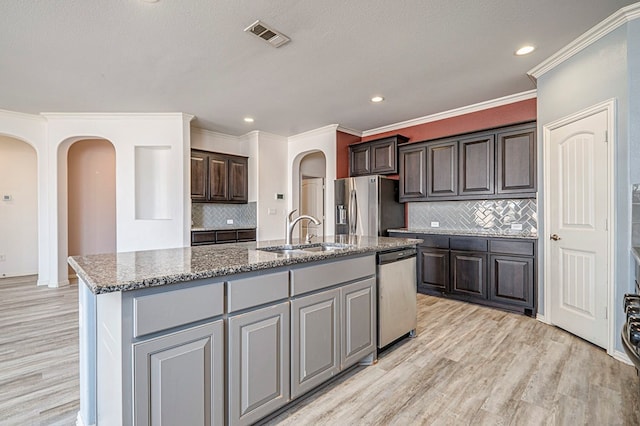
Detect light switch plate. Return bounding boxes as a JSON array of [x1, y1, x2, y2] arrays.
[[511, 223, 523, 230], [430, 221, 440, 228], [268, 208, 277, 215], [2, 195, 11, 201]]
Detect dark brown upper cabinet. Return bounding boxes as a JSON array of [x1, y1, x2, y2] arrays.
[[459, 133, 495, 197], [426, 140, 458, 198], [398, 122, 536, 202], [349, 135, 409, 176], [497, 125, 537, 194], [191, 149, 248, 204]]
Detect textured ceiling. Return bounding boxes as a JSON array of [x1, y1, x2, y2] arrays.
[[0, 0, 635, 136]]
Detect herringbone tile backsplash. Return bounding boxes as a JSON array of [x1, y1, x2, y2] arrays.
[[408, 199, 537, 236], [192, 202, 257, 228]]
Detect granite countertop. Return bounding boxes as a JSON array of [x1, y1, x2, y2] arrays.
[[388, 228, 538, 240], [633, 247, 640, 264], [68, 236, 421, 295], [191, 226, 256, 232]]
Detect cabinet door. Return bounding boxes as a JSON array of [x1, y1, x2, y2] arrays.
[[427, 141, 458, 198], [450, 251, 487, 298], [418, 248, 450, 293], [370, 139, 397, 174], [459, 134, 495, 196], [291, 289, 340, 399], [349, 145, 371, 176], [399, 145, 427, 200], [208, 154, 229, 202], [228, 156, 248, 203], [228, 302, 290, 426], [133, 321, 224, 426], [341, 278, 375, 369], [191, 151, 208, 201], [497, 126, 536, 194], [490, 255, 534, 308]]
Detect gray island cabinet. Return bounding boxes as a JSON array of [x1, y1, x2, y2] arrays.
[[70, 236, 419, 426]]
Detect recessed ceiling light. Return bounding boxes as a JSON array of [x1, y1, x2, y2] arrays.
[[141, 0, 159, 3], [515, 45, 535, 56], [371, 96, 384, 103], [244, 117, 254, 123]]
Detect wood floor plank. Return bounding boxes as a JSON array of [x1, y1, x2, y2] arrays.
[[3, 278, 640, 425]]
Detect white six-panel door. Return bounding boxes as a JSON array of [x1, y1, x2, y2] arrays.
[[546, 108, 610, 348]]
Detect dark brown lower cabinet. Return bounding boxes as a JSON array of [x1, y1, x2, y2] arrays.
[[390, 231, 536, 316], [489, 255, 533, 307], [418, 248, 449, 293], [450, 251, 487, 298]]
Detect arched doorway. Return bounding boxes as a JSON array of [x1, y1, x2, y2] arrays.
[[65, 139, 116, 280], [298, 151, 326, 241], [0, 135, 38, 278]]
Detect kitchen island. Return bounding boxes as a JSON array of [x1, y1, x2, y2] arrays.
[[69, 236, 420, 426]]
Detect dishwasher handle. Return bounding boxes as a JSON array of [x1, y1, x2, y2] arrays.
[[377, 248, 417, 265]]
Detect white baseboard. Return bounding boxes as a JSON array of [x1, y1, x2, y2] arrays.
[[536, 313, 550, 324], [612, 349, 633, 366], [49, 279, 70, 288]]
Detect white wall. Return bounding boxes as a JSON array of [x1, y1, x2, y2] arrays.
[[536, 24, 633, 354], [288, 125, 338, 238], [0, 110, 49, 284], [300, 151, 326, 178], [0, 111, 192, 286], [255, 132, 288, 241], [0, 136, 38, 277]]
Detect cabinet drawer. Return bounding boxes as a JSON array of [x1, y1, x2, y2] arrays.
[[237, 229, 256, 241], [290, 255, 375, 296], [133, 282, 224, 337], [227, 271, 289, 313], [450, 237, 488, 252], [216, 230, 237, 243], [191, 231, 216, 245], [418, 235, 450, 249], [490, 239, 535, 256]]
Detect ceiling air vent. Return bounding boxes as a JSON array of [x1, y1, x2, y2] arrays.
[[244, 20, 290, 48]]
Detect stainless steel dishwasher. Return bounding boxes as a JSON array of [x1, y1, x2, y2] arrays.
[[377, 247, 417, 348]]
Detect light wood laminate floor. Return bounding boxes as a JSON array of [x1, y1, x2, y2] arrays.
[[1, 276, 639, 425]]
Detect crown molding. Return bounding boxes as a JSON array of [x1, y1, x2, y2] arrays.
[[288, 124, 340, 142], [0, 109, 46, 122], [41, 112, 193, 121], [192, 126, 240, 142], [336, 126, 362, 137], [528, 2, 640, 79], [361, 90, 536, 137]]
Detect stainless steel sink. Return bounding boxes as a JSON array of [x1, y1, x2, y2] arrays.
[[258, 242, 355, 255]]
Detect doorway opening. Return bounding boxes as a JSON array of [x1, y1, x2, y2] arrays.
[[0, 135, 38, 279], [298, 151, 326, 241], [66, 139, 116, 279]]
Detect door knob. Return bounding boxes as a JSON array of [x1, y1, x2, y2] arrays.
[[550, 233, 561, 241]]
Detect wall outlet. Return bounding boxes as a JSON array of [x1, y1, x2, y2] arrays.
[[0, 255, 6, 262], [226, 219, 234, 225], [511, 223, 523, 231], [430, 221, 440, 228]]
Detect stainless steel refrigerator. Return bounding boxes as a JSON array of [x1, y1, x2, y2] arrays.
[[334, 176, 405, 237]]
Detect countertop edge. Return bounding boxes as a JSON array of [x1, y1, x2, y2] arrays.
[[69, 238, 421, 295]]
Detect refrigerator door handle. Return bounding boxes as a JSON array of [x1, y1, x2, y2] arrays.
[[349, 189, 357, 234]]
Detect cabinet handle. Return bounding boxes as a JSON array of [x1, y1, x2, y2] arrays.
[[550, 234, 561, 241]]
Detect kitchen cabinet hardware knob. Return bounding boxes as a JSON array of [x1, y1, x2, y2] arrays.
[[550, 234, 561, 241]]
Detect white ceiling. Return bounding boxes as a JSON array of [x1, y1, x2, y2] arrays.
[[0, 0, 635, 136]]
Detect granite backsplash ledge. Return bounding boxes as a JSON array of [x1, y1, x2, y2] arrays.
[[407, 199, 537, 237], [192, 202, 256, 229]]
